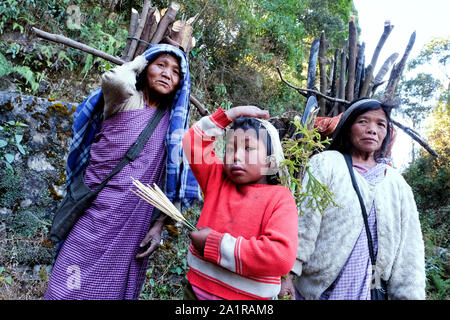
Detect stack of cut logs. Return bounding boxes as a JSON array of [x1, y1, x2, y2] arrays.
[[121, 1, 197, 62]]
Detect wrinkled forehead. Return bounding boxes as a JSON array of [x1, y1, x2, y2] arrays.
[[153, 53, 180, 65]]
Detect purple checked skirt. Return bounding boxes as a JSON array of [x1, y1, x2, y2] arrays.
[[45, 107, 169, 300]]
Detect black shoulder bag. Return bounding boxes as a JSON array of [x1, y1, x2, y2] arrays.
[[49, 107, 165, 244], [343, 153, 388, 300]]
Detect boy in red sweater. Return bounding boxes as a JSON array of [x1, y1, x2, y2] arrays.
[[182, 106, 298, 300]]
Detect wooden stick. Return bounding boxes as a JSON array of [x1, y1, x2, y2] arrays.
[[121, 8, 140, 61], [306, 38, 320, 90], [126, 0, 152, 61], [134, 7, 160, 58], [338, 42, 347, 113], [189, 94, 209, 116], [360, 21, 394, 97], [318, 31, 329, 115], [391, 119, 438, 157], [276, 67, 349, 104], [32, 27, 125, 65], [345, 19, 358, 101], [354, 42, 365, 99], [383, 31, 416, 105]]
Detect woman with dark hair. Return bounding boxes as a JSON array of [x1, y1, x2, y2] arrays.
[[283, 98, 426, 300], [45, 44, 200, 300]]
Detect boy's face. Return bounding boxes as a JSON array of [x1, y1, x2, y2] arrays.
[[223, 128, 270, 185]]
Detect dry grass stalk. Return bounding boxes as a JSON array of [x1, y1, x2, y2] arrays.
[[130, 178, 197, 231]]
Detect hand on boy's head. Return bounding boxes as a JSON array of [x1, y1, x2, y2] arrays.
[[189, 227, 212, 256], [225, 106, 270, 121]]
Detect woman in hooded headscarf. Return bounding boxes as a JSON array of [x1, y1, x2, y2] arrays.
[[45, 44, 200, 300], [284, 98, 426, 300]]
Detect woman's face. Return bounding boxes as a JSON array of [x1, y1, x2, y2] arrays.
[[349, 108, 388, 155], [146, 54, 181, 96]]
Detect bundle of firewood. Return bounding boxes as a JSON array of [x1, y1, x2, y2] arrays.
[[121, 1, 197, 62]]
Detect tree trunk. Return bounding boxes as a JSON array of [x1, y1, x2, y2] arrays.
[[360, 21, 394, 97], [345, 20, 358, 102], [383, 31, 416, 105]]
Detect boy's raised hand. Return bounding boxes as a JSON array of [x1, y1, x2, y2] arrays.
[[225, 106, 270, 121], [189, 227, 212, 256]]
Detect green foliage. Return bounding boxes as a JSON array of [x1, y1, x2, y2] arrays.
[[0, 266, 13, 285], [0, 119, 28, 171], [281, 121, 339, 216], [0, 0, 128, 94], [398, 73, 441, 124], [0, 52, 40, 93], [403, 95, 449, 300], [181, 0, 355, 115]]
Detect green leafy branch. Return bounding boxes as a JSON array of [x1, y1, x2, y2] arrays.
[[280, 119, 339, 216]]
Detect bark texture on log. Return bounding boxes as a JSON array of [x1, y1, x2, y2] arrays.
[[370, 52, 399, 95], [134, 7, 161, 58], [318, 31, 329, 115], [338, 44, 347, 113], [170, 20, 194, 52], [151, 2, 180, 45], [354, 42, 365, 99], [32, 27, 125, 65], [126, 0, 152, 61], [307, 38, 320, 90], [121, 8, 139, 61], [330, 49, 339, 99], [383, 31, 416, 105], [345, 20, 358, 102], [360, 21, 394, 97]]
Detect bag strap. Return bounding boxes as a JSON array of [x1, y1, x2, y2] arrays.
[[343, 153, 377, 266], [91, 107, 166, 194]]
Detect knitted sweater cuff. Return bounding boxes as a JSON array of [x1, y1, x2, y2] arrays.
[[210, 108, 232, 129], [203, 230, 224, 264]]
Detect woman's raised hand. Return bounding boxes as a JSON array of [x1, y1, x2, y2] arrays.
[[225, 105, 270, 121]]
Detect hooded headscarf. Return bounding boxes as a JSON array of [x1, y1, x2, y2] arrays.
[[254, 118, 290, 185], [327, 98, 393, 160], [65, 44, 201, 207]]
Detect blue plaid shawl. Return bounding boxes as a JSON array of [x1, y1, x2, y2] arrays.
[[66, 44, 201, 207]]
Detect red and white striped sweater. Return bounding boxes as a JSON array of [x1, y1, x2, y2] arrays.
[[182, 108, 298, 300]]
